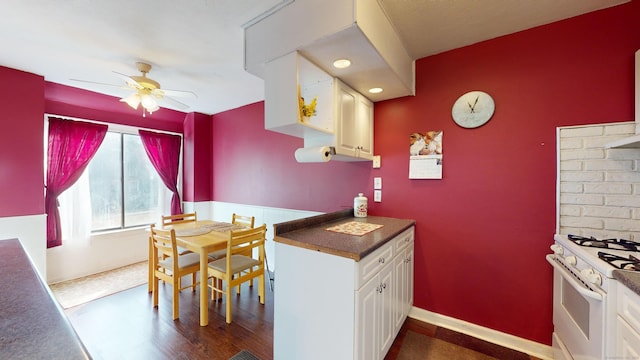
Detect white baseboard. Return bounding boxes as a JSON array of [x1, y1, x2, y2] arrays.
[[409, 306, 554, 360]]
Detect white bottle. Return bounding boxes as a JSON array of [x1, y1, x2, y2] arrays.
[[354, 193, 368, 218]]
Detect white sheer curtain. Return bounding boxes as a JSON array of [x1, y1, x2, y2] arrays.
[[58, 169, 173, 246], [58, 171, 92, 246]]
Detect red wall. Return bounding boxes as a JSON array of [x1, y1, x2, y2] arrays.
[[373, 1, 639, 344], [209, 1, 639, 344], [0, 67, 45, 217], [211, 102, 373, 212], [45, 82, 187, 133], [183, 112, 212, 202]]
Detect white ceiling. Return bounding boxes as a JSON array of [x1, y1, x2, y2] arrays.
[[0, 0, 628, 115]]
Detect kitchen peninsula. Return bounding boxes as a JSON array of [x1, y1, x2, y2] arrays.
[[273, 209, 415, 360], [0, 239, 90, 359]]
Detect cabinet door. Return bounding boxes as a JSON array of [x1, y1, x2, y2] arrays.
[[355, 95, 373, 158], [336, 81, 358, 154], [405, 246, 414, 317], [335, 80, 373, 160], [379, 262, 395, 358], [617, 316, 640, 359], [355, 275, 380, 360], [393, 250, 407, 333]]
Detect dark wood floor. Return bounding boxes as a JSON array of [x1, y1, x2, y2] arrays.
[[65, 279, 540, 360]]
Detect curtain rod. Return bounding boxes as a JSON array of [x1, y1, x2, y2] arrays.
[[44, 113, 182, 137]]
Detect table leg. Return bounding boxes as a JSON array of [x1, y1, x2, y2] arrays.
[[200, 251, 209, 326]]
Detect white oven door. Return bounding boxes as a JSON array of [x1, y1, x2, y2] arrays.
[[547, 255, 605, 360]]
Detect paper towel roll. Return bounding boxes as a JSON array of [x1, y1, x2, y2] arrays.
[[294, 146, 333, 163]]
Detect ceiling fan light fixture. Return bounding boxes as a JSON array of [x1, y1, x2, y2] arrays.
[[120, 93, 141, 109], [140, 93, 159, 112]]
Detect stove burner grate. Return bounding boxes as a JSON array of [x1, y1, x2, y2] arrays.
[[597, 251, 640, 271], [568, 234, 640, 252]]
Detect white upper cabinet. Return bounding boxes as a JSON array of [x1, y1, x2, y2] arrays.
[[265, 51, 374, 161], [335, 79, 373, 160], [264, 51, 334, 137]]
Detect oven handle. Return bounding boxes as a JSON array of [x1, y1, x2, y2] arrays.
[[545, 254, 603, 301]]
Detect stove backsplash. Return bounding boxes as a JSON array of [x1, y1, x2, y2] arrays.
[[558, 122, 640, 241]]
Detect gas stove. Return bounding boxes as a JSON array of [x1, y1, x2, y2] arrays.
[[548, 233, 640, 360], [553, 233, 640, 279]]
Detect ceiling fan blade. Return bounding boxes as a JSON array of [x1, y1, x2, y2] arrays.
[[160, 95, 190, 110], [159, 88, 198, 98], [69, 78, 128, 89], [113, 71, 143, 90]]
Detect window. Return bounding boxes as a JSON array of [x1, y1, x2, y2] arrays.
[[89, 132, 172, 231], [59, 128, 176, 237]]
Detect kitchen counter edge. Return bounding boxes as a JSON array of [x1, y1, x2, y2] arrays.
[[613, 269, 640, 296], [273, 208, 416, 261]]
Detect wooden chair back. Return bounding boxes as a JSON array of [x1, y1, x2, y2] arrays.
[[208, 224, 267, 323], [161, 212, 197, 227], [231, 213, 255, 228], [151, 224, 179, 260]]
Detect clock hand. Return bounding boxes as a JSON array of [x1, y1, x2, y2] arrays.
[[470, 96, 479, 113]]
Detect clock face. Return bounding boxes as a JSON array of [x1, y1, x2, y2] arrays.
[[451, 91, 495, 128]]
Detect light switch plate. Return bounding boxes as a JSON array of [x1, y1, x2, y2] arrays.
[[374, 190, 382, 202], [372, 155, 381, 168], [374, 177, 382, 189]]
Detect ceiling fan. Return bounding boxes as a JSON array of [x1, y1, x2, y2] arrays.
[[72, 62, 197, 116]]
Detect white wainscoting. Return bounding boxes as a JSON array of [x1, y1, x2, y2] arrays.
[[46, 201, 321, 284], [47, 227, 148, 284], [185, 201, 322, 271], [0, 214, 47, 281]]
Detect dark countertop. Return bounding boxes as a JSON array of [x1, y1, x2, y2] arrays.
[[273, 208, 416, 261], [0, 239, 90, 360], [613, 269, 640, 296]]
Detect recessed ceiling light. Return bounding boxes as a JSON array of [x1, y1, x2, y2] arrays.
[[333, 59, 351, 69], [369, 87, 383, 94]]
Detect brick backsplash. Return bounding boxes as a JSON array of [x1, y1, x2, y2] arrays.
[[558, 121, 640, 240]]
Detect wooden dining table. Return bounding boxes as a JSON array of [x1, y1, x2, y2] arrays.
[[149, 220, 245, 326]]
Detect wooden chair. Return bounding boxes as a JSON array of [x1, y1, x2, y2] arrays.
[[148, 212, 198, 292], [207, 224, 267, 324], [207, 213, 255, 262], [150, 224, 201, 320]]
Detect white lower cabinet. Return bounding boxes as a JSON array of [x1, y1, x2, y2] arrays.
[[616, 284, 640, 358], [354, 227, 414, 360], [274, 226, 414, 360], [355, 259, 394, 360]]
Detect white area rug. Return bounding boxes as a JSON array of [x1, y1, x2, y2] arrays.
[[49, 261, 148, 309]]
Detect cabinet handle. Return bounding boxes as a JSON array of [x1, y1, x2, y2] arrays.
[[379, 257, 385, 264], [376, 285, 382, 293], [405, 255, 412, 263]]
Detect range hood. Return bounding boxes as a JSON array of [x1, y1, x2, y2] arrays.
[[605, 49, 640, 149]]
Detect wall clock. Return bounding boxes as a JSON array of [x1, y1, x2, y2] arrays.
[[451, 91, 495, 128]]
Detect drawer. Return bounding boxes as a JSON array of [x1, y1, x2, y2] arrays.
[[356, 240, 393, 289], [394, 227, 414, 253], [617, 283, 640, 335]]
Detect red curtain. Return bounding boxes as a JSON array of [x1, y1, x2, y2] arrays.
[[45, 118, 108, 248], [138, 130, 183, 215]]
